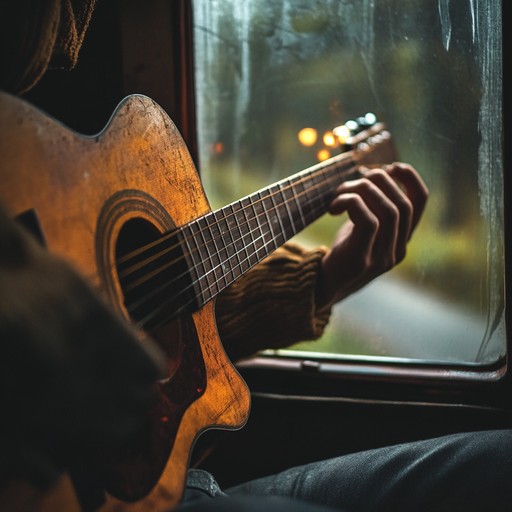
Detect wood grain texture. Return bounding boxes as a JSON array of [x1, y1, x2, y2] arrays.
[[0, 91, 251, 511]]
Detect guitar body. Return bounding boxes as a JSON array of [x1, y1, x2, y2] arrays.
[[0, 92, 250, 511]]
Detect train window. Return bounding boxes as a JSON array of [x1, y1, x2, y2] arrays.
[[192, 0, 504, 365]]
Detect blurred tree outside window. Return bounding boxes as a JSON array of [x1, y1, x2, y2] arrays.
[[192, 0, 504, 365]]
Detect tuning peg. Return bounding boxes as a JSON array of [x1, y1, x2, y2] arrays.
[[354, 113, 377, 131], [332, 113, 378, 147], [344, 120, 359, 134], [364, 112, 377, 125]]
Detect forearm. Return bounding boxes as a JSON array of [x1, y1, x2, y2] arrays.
[[216, 242, 332, 361]]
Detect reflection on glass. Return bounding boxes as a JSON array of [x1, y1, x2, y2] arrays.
[[192, 0, 504, 364]]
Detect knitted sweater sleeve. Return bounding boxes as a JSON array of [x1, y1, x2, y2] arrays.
[[215, 242, 332, 361]]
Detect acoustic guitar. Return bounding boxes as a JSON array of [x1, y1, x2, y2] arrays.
[[0, 91, 395, 511]]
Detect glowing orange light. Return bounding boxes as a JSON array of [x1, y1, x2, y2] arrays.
[[298, 127, 318, 147], [333, 124, 351, 144], [323, 131, 336, 147], [317, 149, 331, 161], [213, 142, 224, 154]]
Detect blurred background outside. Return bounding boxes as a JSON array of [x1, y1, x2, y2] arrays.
[[192, 0, 504, 364]]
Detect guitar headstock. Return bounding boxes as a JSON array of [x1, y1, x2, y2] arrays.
[[333, 113, 397, 168]]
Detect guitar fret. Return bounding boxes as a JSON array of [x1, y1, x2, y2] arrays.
[[216, 206, 248, 288], [240, 196, 261, 268], [291, 174, 315, 226], [178, 224, 205, 305], [196, 215, 220, 300], [231, 200, 251, 273], [308, 169, 330, 214], [256, 191, 278, 256], [277, 181, 299, 237], [250, 192, 268, 261], [266, 184, 287, 246], [185, 222, 213, 304], [210, 210, 230, 289], [201, 214, 221, 268], [224, 204, 243, 281]]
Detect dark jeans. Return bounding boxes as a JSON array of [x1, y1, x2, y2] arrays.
[[178, 429, 512, 511]]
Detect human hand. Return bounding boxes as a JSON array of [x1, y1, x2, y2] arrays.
[[0, 206, 164, 483], [316, 162, 428, 310]]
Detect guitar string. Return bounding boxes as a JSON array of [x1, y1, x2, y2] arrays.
[[117, 152, 356, 278], [125, 166, 361, 329], [117, 127, 389, 274], [118, 133, 392, 329], [124, 136, 390, 328], [133, 145, 404, 330], [129, 168, 358, 329], [128, 208, 294, 319], [136, 226, 285, 329], [140, 162, 360, 330], [137, 207, 337, 330], [126, 174, 338, 326], [118, 156, 357, 291], [121, 165, 350, 294], [122, 162, 356, 299]]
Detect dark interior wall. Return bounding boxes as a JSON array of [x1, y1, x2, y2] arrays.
[[23, 0, 124, 135], [23, 0, 196, 157]]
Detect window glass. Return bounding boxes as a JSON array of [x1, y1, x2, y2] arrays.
[[192, 0, 504, 364]]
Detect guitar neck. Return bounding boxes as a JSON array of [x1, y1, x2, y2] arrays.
[[118, 122, 393, 330], [184, 151, 356, 306]]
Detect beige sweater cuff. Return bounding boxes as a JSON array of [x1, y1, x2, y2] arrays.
[[215, 242, 331, 361]]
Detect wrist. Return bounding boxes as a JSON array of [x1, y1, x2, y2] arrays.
[[315, 251, 336, 312]]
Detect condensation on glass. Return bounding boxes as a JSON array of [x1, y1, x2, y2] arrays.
[[192, 0, 504, 364]]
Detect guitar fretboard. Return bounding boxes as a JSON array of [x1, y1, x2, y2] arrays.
[[184, 152, 355, 306], [117, 122, 393, 330]]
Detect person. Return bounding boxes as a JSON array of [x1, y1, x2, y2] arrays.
[[0, 2, 510, 512]]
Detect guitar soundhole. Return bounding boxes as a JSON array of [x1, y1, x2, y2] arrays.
[[116, 218, 186, 379], [116, 217, 161, 263], [101, 217, 207, 501], [116, 217, 169, 326]]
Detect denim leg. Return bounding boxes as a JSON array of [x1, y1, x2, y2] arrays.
[[180, 470, 338, 511], [226, 429, 512, 512], [183, 469, 228, 501]]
